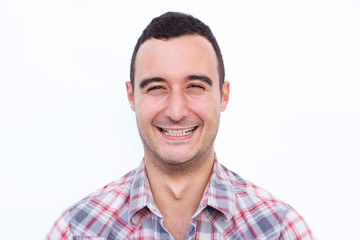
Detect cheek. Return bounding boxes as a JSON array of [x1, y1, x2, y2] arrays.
[[135, 98, 162, 123], [189, 96, 220, 120]]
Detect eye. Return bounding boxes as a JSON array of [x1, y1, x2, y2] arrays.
[[187, 84, 206, 93], [147, 85, 166, 93], [188, 84, 205, 90]]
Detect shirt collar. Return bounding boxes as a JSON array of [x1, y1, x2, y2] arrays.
[[128, 160, 162, 225], [194, 159, 236, 221]]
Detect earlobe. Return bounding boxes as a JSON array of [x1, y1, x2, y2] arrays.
[[126, 81, 135, 111], [221, 81, 230, 112]]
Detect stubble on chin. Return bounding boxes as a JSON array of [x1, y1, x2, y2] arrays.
[[142, 136, 216, 176], [153, 150, 206, 176]]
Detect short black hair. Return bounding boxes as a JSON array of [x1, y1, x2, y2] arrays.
[[130, 12, 225, 90]]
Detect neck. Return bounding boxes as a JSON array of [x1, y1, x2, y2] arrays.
[[144, 151, 215, 216]]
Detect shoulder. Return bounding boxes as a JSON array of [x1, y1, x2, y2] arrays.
[[220, 163, 289, 211], [219, 163, 315, 239], [72, 169, 136, 208], [46, 169, 137, 240]]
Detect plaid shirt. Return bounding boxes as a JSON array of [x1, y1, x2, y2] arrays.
[[46, 160, 315, 240]]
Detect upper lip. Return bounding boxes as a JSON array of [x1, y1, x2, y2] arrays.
[[153, 120, 202, 132], [158, 126, 197, 130]]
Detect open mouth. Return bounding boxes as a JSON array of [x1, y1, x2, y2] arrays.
[[159, 127, 197, 137]]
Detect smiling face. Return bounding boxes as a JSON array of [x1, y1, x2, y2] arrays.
[[126, 34, 229, 172]]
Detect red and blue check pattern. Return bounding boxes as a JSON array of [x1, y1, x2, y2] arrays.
[[46, 160, 315, 239]]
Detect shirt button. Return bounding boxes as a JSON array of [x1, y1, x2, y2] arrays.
[[132, 215, 140, 224]]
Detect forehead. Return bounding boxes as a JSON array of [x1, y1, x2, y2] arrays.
[[134, 35, 219, 86]]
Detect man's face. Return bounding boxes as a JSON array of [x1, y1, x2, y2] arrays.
[[126, 35, 229, 166]]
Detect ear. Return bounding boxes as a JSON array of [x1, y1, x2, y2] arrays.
[[220, 81, 230, 112], [126, 81, 135, 111]]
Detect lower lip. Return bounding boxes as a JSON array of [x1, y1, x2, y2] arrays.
[[158, 128, 197, 141]]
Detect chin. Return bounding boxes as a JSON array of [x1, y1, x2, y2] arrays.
[[158, 153, 195, 165]]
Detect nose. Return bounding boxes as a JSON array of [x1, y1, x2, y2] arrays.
[[164, 90, 189, 122]]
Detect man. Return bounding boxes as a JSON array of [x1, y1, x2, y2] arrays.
[[46, 12, 315, 240]]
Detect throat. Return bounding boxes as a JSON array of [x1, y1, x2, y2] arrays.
[[144, 151, 215, 223], [164, 179, 194, 200], [148, 165, 214, 218]]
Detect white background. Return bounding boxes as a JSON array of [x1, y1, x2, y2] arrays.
[[0, 0, 359, 239]]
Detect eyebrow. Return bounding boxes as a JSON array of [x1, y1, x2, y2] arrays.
[[187, 75, 213, 86], [139, 74, 213, 89], [139, 77, 166, 89]]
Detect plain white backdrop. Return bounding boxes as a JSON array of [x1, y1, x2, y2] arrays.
[[0, 0, 359, 239]]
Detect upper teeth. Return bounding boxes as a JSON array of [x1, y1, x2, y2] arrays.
[[161, 127, 196, 136]]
